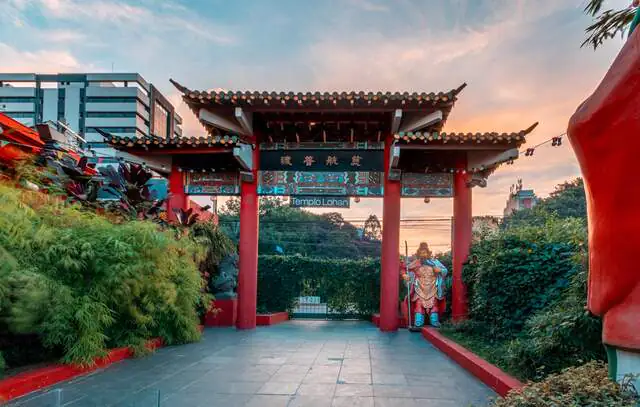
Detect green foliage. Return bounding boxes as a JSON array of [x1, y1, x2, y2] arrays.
[[0, 184, 205, 370], [220, 197, 380, 259], [491, 361, 638, 407], [583, 0, 637, 50], [436, 251, 453, 320], [504, 178, 586, 229], [441, 178, 602, 382], [464, 217, 586, 339], [503, 264, 604, 380], [258, 254, 379, 316]]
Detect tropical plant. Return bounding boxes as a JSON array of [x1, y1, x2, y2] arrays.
[[98, 162, 166, 221], [0, 184, 204, 369], [491, 362, 638, 407], [583, 0, 638, 49]]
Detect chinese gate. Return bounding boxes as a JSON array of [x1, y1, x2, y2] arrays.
[[104, 80, 537, 331]]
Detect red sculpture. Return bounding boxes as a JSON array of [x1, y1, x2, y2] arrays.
[[567, 28, 640, 381]]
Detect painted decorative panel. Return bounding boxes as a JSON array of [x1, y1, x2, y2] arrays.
[[258, 171, 383, 197], [401, 172, 453, 197], [184, 172, 240, 195]]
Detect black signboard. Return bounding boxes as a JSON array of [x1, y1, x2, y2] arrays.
[[260, 150, 383, 172], [290, 196, 350, 208]]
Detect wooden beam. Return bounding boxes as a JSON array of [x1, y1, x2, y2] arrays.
[[233, 143, 254, 171], [398, 110, 443, 133], [391, 109, 402, 134], [234, 107, 253, 135], [467, 148, 519, 170], [199, 108, 246, 135]]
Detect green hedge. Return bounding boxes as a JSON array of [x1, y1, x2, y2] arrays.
[[442, 215, 604, 381], [0, 184, 205, 370], [257, 255, 380, 316]]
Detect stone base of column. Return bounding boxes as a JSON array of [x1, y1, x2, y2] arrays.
[[205, 297, 238, 327], [607, 345, 640, 389]]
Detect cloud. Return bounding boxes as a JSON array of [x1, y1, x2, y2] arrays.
[[0, 42, 88, 72], [39, 0, 149, 23], [41, 29, 86, 43], [348, 0, 389, 12]]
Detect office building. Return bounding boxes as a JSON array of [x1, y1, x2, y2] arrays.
[[0, 73, 182, 161]]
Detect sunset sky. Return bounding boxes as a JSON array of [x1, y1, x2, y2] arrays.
[[0, 0, 629, 252]]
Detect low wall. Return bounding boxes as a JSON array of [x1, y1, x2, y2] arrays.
[[256, 312, 289, 326], [0, 338, 163, 402], [421, 327, 523, 397]]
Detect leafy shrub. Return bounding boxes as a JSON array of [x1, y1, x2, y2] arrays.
[[435, 251, 453, 320], [258, 255, 379, 315], [491, 361, 638, 407], [463, 217, 586, 339], [503, 265, 604, 380], [0, 184, 205, 368]]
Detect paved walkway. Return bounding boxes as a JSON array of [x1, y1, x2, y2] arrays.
[[11, 321, 496, 407]]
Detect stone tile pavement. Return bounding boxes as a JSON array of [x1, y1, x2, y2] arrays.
[[8, 321, 496, 407]]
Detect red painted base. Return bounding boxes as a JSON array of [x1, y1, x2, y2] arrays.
[[371, 314, 407, 328], [0, 338, 163, 402], [421, 328, 522, 397], [205, 298, 237, 327], [256, 312, 289, 326]]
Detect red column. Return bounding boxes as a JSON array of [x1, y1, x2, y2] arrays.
[[380, 137, 401, 332], [168, 163, 188, 221], [237, 145, 260, 329], [452, 160, 472, 321]]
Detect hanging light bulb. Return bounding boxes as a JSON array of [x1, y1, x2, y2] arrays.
[[354, 196, 361, 203], [424, 197, 430, 204]]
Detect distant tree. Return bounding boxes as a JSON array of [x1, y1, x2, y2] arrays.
[[543, 178, 587, 219], [582, 0, 638, 49], [363, 214, 382, 241], [218, 199, 380, 259], [503, 178, 586, 229], [321, 212, 345, 228]]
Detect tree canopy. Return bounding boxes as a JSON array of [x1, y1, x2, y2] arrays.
[[503, 178, 586, 228], [219, 197, 381, 259]]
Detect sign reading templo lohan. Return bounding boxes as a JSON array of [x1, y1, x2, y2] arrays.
[[290, 196, 350, 208]]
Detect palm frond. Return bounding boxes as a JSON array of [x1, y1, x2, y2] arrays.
[[582, 6, 636, 49]]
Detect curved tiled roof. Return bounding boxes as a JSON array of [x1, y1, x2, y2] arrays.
[[170, 79, 467, 110], [394, 122, 538, 147], [98, 129, 238, 149]]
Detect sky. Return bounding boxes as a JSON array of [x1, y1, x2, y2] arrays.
[[0, 0, 630, 252]]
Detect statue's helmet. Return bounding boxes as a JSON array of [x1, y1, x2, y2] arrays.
[[416, 242, 432, 259]]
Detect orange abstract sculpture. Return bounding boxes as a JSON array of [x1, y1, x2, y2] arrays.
[[568, 29, 640, 382]]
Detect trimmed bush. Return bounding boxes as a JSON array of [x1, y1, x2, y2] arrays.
[[0, 184, 205, 369], [463, 216, 586, 339], [491, 362, 638, 407], [258, 255, 379, 316]]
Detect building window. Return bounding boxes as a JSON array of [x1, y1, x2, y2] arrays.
[[86, 127, 137, 133], [86, 112, 137, 118], [0, 97, 35, 103], [85, 97, 138, 103], [2, 112, 35, 118]]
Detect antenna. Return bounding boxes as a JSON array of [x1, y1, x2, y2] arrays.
[[111, 62, 114, 72]]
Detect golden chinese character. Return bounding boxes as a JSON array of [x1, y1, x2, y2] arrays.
[[351, 155, 362, 167], [326, 155, 338, 166], [304, 156, 315, 166], [280, 155, 293, 166]]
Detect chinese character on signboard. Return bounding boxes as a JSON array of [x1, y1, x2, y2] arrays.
[[304, 156, 315, 166], [351, 155, 362, 167], [326, 155, 338, 166], [280, 155, 292, 166]]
